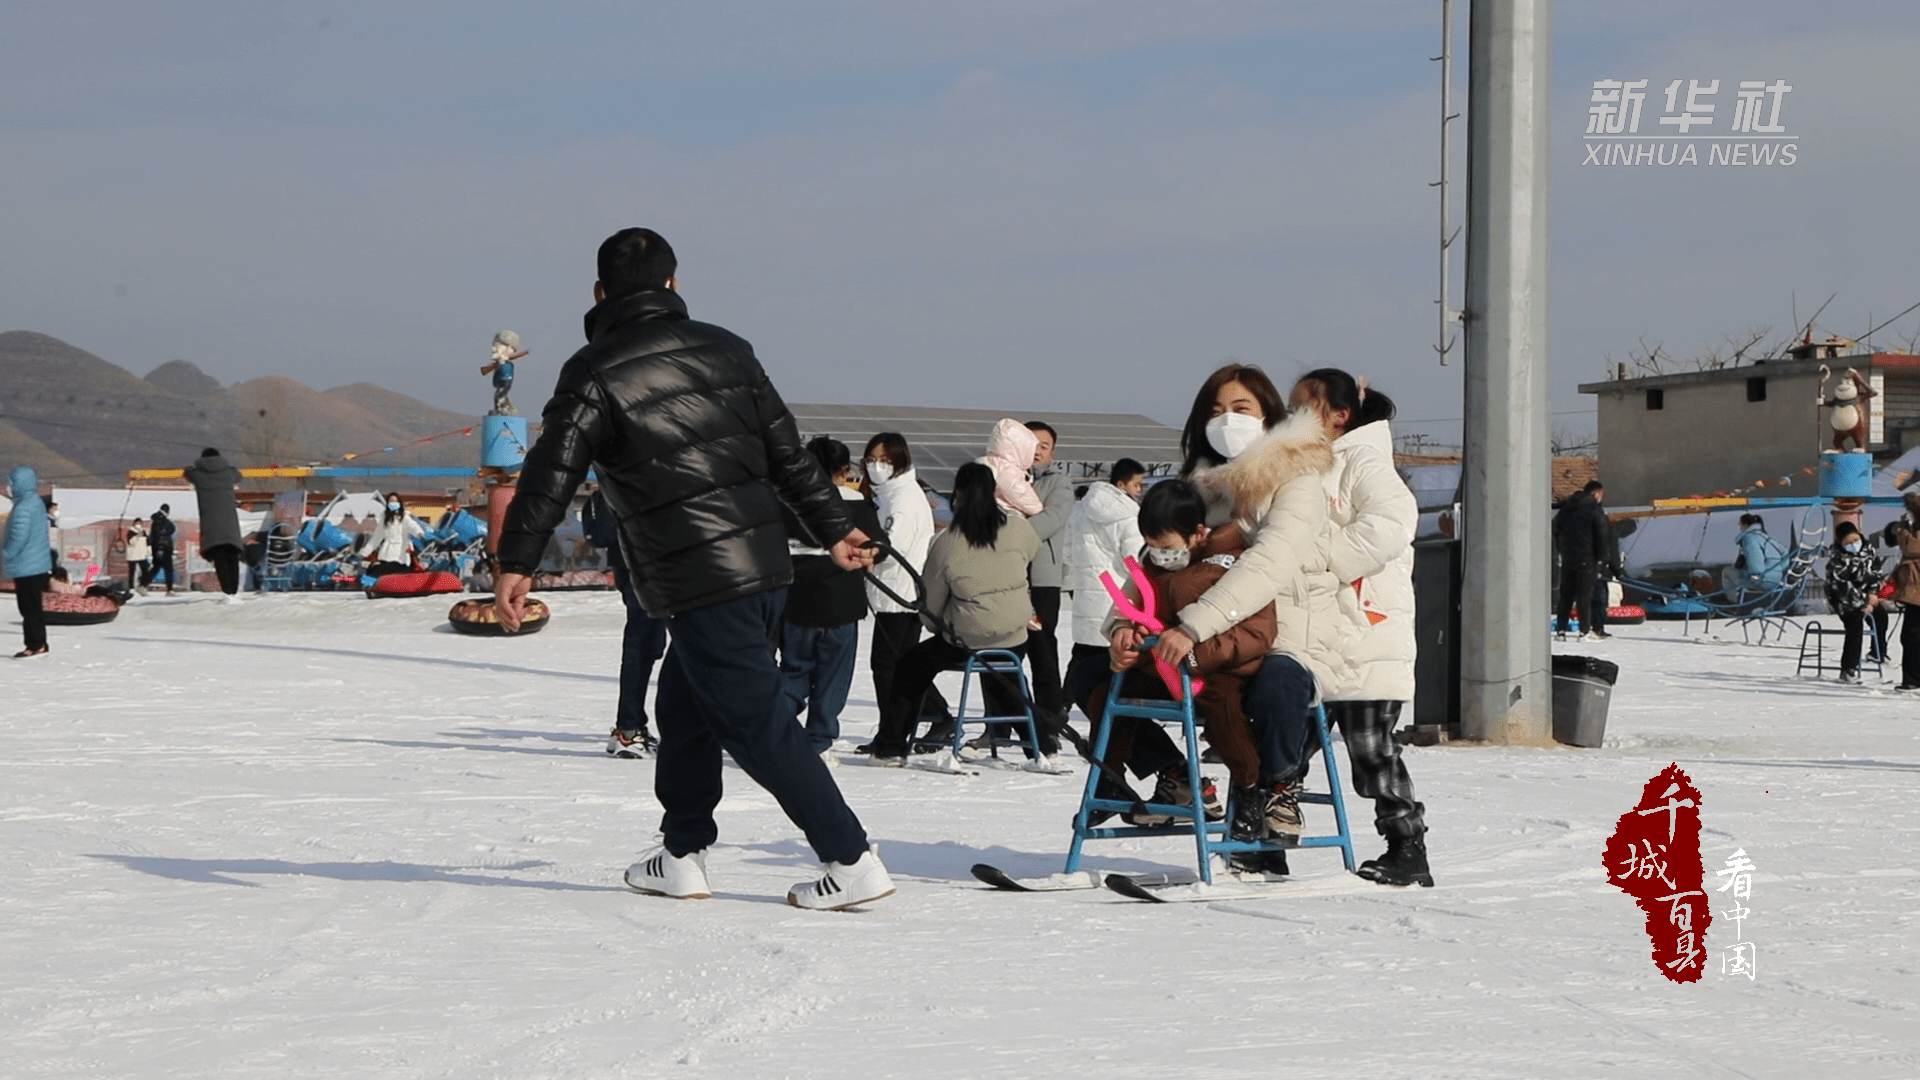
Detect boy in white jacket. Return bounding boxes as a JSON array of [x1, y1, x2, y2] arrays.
[[1064, 458, 1146, 709]]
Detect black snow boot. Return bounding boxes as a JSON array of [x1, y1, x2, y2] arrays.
[[1360, 834, 1434, 888], [1229, 848, 1290, 877], [1229, 785, 1268, 842]]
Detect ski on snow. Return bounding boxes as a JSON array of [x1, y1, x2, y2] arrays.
[[970, 864, 1191, 892], [1102, 870, 1381, 903]]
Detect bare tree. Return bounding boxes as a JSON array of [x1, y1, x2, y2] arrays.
[[1550, 424, 1597, 457], [1603, 325, 1788, 379]]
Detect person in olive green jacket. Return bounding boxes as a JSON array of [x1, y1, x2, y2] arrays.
[[864, 461, 1039, 763]]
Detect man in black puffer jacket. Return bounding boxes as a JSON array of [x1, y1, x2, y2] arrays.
[[1553, 480, 1614, 640], [494, 228, 895, 910]]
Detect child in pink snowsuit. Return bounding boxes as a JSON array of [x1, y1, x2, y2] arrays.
[[981, 418, 1043, 517]]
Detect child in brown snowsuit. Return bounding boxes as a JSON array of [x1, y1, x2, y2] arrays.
[[1084, 479, 1275, 822]]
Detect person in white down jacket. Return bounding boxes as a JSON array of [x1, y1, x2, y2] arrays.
[[1289, 367, 1431, 889], [860, 433, 950, 741], [1064, 457, 1145, 710], [359, 493, 428, 576]]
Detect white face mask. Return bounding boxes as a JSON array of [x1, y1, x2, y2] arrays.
[[1143, 544, 1191, 571], [1205, 412, 1264, 460], [867, 460, 894, 485]]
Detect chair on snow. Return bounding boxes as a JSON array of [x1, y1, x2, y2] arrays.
[[947, 649, 1044, 762], [1064, 653, 1356, 884]]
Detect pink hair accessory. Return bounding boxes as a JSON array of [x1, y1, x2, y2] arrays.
[[1355, 375, 1369, 404]]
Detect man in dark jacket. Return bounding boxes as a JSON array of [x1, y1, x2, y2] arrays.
[[582, 487, 667, 757], [148, 505, 177, 594], [186, 448, 244, 596], [493, 227, 893, 911], [1553, 480, 1613, 641]]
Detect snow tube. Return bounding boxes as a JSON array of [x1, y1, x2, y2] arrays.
[[1607, 605, 1647, 626], [366, 571, 465, 598], [447, 597, 549, 636], [41, 594, 121, 626]]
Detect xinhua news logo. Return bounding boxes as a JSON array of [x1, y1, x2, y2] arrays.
[[1583, 79, 1797, 168]]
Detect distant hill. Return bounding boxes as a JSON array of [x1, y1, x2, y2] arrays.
[[0, 331, 485, 485]]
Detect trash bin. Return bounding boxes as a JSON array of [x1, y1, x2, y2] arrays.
[[1551, 655, 1619, 748]]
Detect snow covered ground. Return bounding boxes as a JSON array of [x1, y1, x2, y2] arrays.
[[3, 592, 1915, 1078]]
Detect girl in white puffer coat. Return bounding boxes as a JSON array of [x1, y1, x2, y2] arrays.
[[1290, 368, 1431, 888], [860, 433, 950, 739]]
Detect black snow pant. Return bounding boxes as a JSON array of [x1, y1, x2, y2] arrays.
[[1902, 604, 1920, 686], [1325, 700, 1427, 840], [1023, 586, 1067, 738], [869, 611, 951, 728], [1839, 608, 1890, 675], [651, 587, 869, 865], [147, 547, 175, 591], [14, 572, 48, 651], [209, 545, 242, 595], [1557, 560, 1599, 635], [870, 636, 1029, 758]]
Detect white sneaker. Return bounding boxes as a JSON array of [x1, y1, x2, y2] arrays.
[[788, 846, 895, 910], [1580, 631, 1606, 642], [624, 846, 711, 899]]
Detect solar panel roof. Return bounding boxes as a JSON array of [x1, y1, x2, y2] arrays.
[[786, 402, 1185, 491]]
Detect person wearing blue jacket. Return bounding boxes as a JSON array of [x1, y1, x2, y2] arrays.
[[5, 465, 53, 657]]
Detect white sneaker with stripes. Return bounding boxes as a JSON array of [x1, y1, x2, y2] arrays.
[[624, 846, 711, 899], [787, 846, 895, 910]]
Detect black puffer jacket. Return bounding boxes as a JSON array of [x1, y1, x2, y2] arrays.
[[496, 289, 854, 616], [1553, 491, 1613, 570]]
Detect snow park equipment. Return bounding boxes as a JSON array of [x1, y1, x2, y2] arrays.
[[1550, 655, 1618, 748], [366, 570, 464, 599], [1065, 650, 1357, 886], [947, 650, 1045, 764], [1617, 500, 1829, 644], [40, 593, 121, 625], [1795, 618, 1892, 679], [447, 597, 548, 636]]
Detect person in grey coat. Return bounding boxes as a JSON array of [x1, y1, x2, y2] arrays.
[[186, 448, 244, 596], [1019, 421, 1074, 751]]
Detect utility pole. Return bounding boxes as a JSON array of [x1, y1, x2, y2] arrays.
[[1459, 0, 1554, 744]]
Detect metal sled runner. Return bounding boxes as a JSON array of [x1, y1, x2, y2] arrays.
[[1064, 659, 1357, 884]]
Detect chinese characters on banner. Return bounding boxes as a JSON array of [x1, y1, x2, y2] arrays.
[[1717, 848, 1758, 980], [1604, 764, 1712, 983], [1583, 78, 1796, 167]]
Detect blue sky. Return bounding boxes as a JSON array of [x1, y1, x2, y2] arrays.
[[5, 1, 1918, 452]]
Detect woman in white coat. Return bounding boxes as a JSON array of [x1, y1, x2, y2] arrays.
[[359, 493, 427, 577], [861, 433, 948, 737], [1290, 368, 1430, 887]]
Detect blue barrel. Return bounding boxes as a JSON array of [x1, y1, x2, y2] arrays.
[[1817, 451, 1873, 498], [482, 415, 529, 470]]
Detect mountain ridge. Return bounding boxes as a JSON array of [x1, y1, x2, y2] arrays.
[[0, 330, 486, 485]]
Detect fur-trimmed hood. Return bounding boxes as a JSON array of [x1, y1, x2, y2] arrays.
[[1193, 410, 1334, 520]]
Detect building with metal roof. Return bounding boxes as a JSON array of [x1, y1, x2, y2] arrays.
[[786, 403, 1184, 490]]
